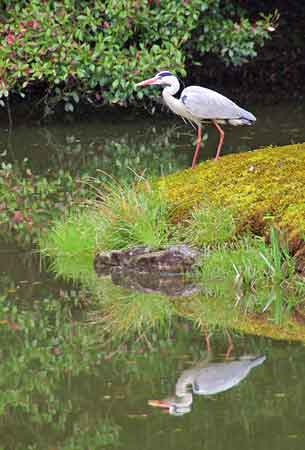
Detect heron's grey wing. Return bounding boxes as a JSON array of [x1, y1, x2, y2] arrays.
[[193, 358, 265, 395], [181, 86, 244, 120]]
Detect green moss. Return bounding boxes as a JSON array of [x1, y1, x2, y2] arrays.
[[158, 143, 305, 239], [281, 201, 305, 238]]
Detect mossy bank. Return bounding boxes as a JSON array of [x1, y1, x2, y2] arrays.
[[157, 143, 305, 277], [43, 142, 305, 344], [158, 142, 305, 242]]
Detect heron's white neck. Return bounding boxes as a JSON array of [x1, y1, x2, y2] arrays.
[[175, 357, 211, 397], [175, 368, 196, 397], [162, 76, 189, 120], [162, 76, 180, 96]]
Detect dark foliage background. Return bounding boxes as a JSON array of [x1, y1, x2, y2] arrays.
[[190, 0, 305, 100]]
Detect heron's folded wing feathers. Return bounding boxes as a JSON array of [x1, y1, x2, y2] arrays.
[[181, 86, 243, 120]]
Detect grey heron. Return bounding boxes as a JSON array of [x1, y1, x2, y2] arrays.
[[136, 71, 256, 168], [148, 354, 266, 416]]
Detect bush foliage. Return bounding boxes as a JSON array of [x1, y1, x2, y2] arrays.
[[0, 0, 274, 109]]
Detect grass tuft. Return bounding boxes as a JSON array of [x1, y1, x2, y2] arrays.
[[92, 177, 174, 250], [40, 208, 102, 279], [181, 205, 236, 246], [41, 177, 175, 275]]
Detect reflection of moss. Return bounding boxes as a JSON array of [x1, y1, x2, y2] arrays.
[[158, 143, 305, 239], [175, 295, 305, 343]]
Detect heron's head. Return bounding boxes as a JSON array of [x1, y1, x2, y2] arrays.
[[148, 393, 192, 416], [136, 71, 177, 87]]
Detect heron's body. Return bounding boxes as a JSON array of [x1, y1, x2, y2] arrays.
[[149, 355, 266, 416], [190, 355, 265, 395], [136, 71, 256, 167]]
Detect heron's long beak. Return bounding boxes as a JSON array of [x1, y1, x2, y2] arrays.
[[136, 77, 158, 87], [148, 399, 172, 409]]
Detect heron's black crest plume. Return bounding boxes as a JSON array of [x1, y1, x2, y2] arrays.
[[157, 71, 173, 78]]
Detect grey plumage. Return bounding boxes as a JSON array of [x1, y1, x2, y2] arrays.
[[181, 86, 256, 125], [192, 355, 266, 395]]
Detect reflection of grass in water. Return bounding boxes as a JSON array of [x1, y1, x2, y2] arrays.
[[174, 294, 238, 331], [87, 277, 176, 344], [42, 235, 178, 347], [2, 279, 304, 449], [197, 233, 304, 323], [43, 227, 305, 343]]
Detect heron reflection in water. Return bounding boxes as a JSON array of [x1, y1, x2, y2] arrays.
[[149, 354, 266, 416]]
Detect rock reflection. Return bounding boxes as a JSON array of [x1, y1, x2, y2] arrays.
[[111, 269, 200, 297], [149, 354, 266, 416], [94, 245, 202, 297]]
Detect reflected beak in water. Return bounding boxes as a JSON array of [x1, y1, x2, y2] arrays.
[[148, 399, 172, 412], [136, 77, 158, 87]]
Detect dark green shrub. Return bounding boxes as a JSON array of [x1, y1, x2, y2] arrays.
[[0, 1, 275, 109]]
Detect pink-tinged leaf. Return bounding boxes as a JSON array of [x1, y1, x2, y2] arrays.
[[6, 33, 15, 45], [8, 322, 21, 331], [27, 20, 40, 30], [12, 211, 24, 224]]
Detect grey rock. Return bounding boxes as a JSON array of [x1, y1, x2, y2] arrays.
[[93, 252, 112, 276], [94, 244, 201, 275], [110, 246, 152, 267]]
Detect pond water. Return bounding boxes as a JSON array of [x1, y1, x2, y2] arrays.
[[0, 99, 305, 449], [1, 252, 305, 450], [1, 100, 305, 176]]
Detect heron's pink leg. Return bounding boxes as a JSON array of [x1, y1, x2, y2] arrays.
[[224, 330, 233, 359], [205, 333, 212, 353], [191, 125, 202, 169], [212, 120, 224, 160]]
